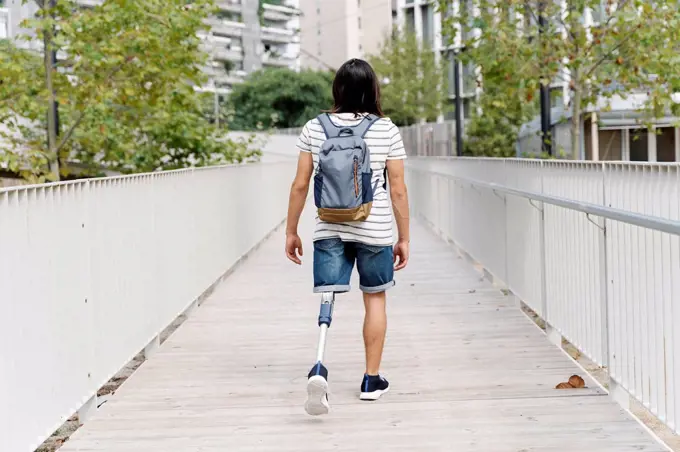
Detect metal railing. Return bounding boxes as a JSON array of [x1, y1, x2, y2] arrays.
[[274, 120, 462, 157], [0, 160, 295, 452], [406, 158, 680, 435]]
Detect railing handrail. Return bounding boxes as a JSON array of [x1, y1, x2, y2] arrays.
[[0, 159, 286, 195], [416, 155, 680, 167], [408, 165, 680, 236]]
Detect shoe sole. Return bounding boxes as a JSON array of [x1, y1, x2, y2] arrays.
[[305, 375, 330, 416], [359, 385, 390, 401]]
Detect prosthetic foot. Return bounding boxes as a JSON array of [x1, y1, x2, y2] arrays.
[[305, 292, 334, 416]]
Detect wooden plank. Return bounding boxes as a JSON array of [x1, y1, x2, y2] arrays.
[[60, 210, 667, 452]]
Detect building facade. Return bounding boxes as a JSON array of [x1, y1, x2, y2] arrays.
[[299, 0, 395, 71], [203, 0, 301, 96], [394, 0, 480, 121], [0, 0, 301, 96]]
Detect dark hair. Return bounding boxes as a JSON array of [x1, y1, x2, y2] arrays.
[[331, 58, 384, 117]]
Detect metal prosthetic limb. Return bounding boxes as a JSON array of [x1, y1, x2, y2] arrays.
[[316, 291, 334, 363], [307, 292, 334, 381], [305, 292, 334, 416]]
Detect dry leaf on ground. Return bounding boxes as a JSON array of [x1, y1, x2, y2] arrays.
[[555, 374, 586, 389]]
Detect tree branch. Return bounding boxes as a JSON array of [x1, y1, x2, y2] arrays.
[[581, 0, 632, 58], [54, 62, 125, 154], [55, 110, 85, 153], [583, 26, 639, 79]]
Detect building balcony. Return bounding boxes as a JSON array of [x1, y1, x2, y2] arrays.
[[215, 70, 247, 86], [205, 17, 245, 37], [215, 0, 242, 13], [262, 3, 300, 17], [213, 47, 244, 62], [204, 64, 246, 86], [261, 26, 295, 44], [263, 9, 292, 22], [262, 53, 296, 68], [201, 42, 244, 62]]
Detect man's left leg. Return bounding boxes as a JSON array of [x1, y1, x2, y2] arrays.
[[356, 243, 395, 401], [363, 291, 386, 376]]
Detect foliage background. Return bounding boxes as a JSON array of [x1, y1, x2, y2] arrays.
[[227, 68, 334, 130], [438, 0, 680, 158], [0, 0, 257, 182], [368, 27, 448, 126]]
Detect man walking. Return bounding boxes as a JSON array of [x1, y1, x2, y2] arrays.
[[284, 59, 410, 415]]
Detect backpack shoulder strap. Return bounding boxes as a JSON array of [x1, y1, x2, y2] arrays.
[[316, 113, 342, 139], [352, 114, 380, 138]]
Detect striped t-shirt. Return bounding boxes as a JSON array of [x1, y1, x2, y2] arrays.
[[296, 112, 407, 247]]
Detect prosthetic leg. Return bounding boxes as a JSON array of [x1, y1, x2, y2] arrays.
[[305, 292, 334, 416]]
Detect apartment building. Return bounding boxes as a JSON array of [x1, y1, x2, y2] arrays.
[[203, 0, 301, 95], [394, 0, 480, 120], [299, 0, 395, 71], [0, 0, 301, 96]]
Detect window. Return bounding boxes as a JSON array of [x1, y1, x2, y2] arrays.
[[405, 9, 415, 32], [358, 16, 361, 29], [549, 87, 563, 108], [421, 4, 434, 46], [629, 129, 649, 161], [658, 127, 676, 162], [447, 55, 457, 97], [462, 63, 476, 95]]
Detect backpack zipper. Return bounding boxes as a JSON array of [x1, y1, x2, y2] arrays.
[[354, 158, 359, 198]]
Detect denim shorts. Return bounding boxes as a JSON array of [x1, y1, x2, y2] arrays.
[[313, 238, 395, 294]]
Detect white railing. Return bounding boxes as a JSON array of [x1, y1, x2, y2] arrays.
[[406, 158, 680, 435], [0, 160, 295, 452]]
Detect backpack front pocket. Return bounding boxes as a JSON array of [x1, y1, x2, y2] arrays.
[[314, 172, 324, 208], [361, 170, 373, 204]]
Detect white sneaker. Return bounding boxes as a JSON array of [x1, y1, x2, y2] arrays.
[[305, 375, 330, 415]]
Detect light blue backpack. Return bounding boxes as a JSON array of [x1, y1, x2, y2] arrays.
[[313, 113, 380, 223]]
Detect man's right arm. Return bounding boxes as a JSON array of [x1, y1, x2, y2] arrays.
[[386, 159, 410, 270], [285, 123, 314, 265]]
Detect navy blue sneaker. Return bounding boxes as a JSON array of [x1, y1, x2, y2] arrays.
[[359, 374, 390, 401], [305, 362, 330, 415]]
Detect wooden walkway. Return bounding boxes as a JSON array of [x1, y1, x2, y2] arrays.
[[61, 210, 667, 452]]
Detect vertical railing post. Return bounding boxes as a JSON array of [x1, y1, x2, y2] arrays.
[[539, 161, 548, 320], [599, 163, 610, 368], [502, 159, 509, 289], [538, 201, 549, 324], [600, 163, 628, 409], [539, 161, 561, 345]]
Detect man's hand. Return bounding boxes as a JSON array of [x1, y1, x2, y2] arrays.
[[393, 239, 409, 271], [285, 233, 304, 265]]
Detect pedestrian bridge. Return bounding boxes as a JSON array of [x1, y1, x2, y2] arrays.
[[1, 134, 678, 451]]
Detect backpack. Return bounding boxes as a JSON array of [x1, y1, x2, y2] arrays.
[[313, 113, 380, 223]]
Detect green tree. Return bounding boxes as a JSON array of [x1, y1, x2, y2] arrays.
[[227, 68, 334, 130], [439, 0, 680, 159], [368, 27, 447, 126], [0, 0, 256, 182]]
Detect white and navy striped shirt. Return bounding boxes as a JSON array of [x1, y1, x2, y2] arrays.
[[296, 112, 407, 246]]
